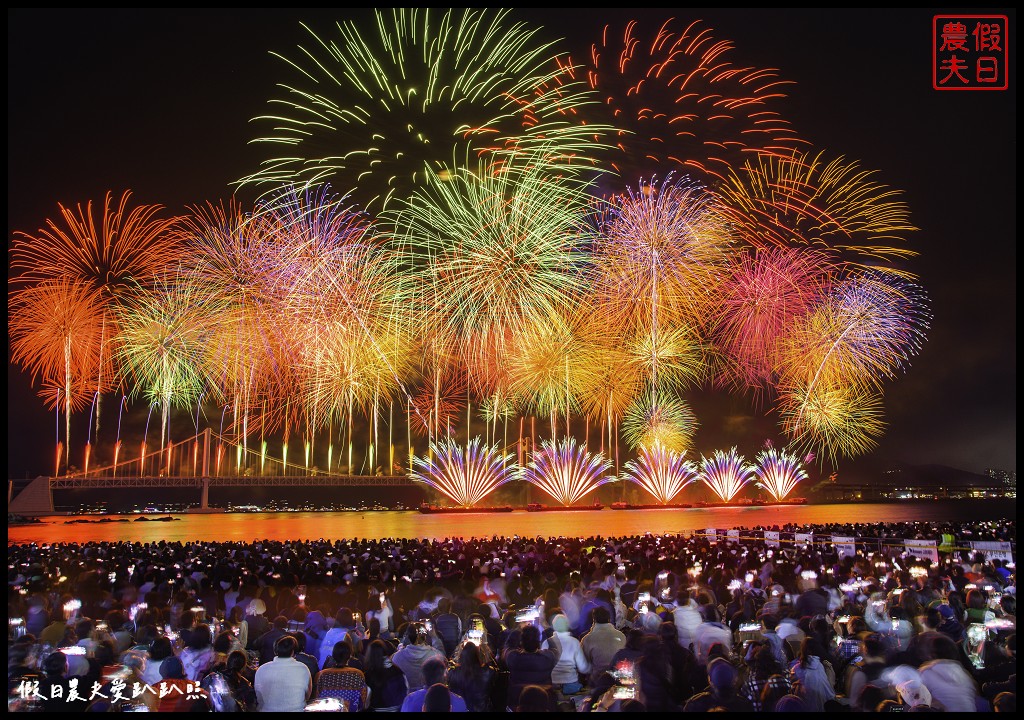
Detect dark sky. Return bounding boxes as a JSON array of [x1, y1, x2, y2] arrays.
[[7, 8, 1016, 480]]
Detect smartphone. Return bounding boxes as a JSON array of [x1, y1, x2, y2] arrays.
[[425, 620, 433, 632], [612, 685, 636, 700], [638, 592, 651, 603], [467, 629, 483, 646]]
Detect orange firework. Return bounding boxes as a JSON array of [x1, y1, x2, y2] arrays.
[[555, 17, 804, 189], [718, 150, 918, 277]]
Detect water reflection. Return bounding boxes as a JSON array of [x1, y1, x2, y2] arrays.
[[7, 500, 1013, 545]]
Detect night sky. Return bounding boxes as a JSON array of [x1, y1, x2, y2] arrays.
[[7, 8, 1016, 481]]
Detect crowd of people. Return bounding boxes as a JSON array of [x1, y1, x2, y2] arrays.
[[7, 519, 1016, 712]]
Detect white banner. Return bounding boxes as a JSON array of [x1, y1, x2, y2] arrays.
[[704, 528, 717, 542], [903, 539, 939, 564], [795, 532, 814, 547], [969, 541, 1014, 563], [833, 535, 856, 558], [727, 529, 740, 542], [764, 531, 780, 548]]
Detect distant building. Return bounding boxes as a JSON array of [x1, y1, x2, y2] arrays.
[[818, 465, 1011, 501], [985, 468, 1016, 494]]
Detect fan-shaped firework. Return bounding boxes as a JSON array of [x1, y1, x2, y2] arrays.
[[778, 382, 886, 462], [591, 175, 732, 337], [622, 392, 698, 452], [714, 246, 833, 390], [557, 17, 803, 188], [699, 446, 755, 503], [391, 156, 595, 366], [719, 151, 918, 277], [621, 440, 698, 504], [238, 8, 611, 213], [523, 437, 613, 506], [753, 446, 809, 501], [410, 436, 518, 507]]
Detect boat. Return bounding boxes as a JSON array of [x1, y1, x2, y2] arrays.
[[418, 504, 515, 514], [766, 497, 808, 505], [694, 500, 761, 508], [525, 502, 604, 512], [609, 501, 693, 510]]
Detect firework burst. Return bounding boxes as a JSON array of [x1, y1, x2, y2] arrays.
[[591, 174, 733, 337], [10, 190, 181, 297], [778, 382, 887, 462], [620, 440, 698, 504], [699, 446, 755, 503], [713, 245, 833, 390], [718, 150, 918, 277], [115, 269, 221, 450], [523, 436, 613, 506], [780, 271, 930, 397], [410, 436, 518, 507], [391, 155, 595, 368], [557, 17, 803, 188], [622, 391, 699, 453], [238, 8, 611, 213], [753, 445, 810, 501]]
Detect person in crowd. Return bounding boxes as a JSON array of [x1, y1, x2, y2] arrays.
[[580, 605, 626, 679], [919, 632, 983, 712], [447, 639, 497, 712], [515, 684, 554, 713], [364, 638, 408, 711], [505, 625, 556, 710], [433, 596, 463, 658], [180, 622, 216, 681], [790, 637, 836, 711], [741, 645, 792, 711], [683, 656, 755, 712], [315, 640, 368, 711], [542, 613, 590, 695], [399, 656, 468, 712], [392, 621, 448, 691], [201, 649, 258, 712], [253, 635, 312, 713]]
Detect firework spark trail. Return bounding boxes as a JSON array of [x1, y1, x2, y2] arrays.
[[523, 436, 613, 505], [555, 17, 804, 189], [699, 446, 755, 503], [410, 436, 518, 507], [10, 189, 181, 455], [237, 8, 613, 214], [718, 150, 918, 277], [621, 440, 698, 504], [753, 446, 810, 501]]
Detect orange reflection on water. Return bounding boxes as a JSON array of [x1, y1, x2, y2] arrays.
[[7, 500, 1013, 545]]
